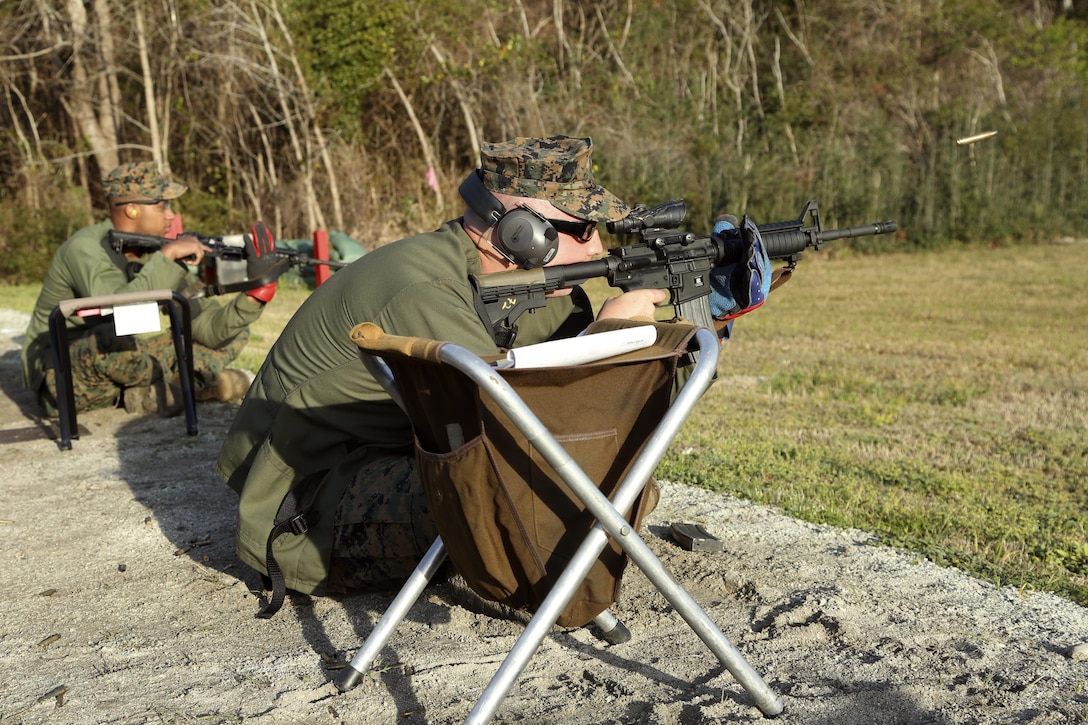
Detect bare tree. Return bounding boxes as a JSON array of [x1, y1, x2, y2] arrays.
[[57, 0, 123, 174], [133, 3, 163, 168]]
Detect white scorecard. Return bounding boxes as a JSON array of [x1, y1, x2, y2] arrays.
[[112, 302, 162, 336]]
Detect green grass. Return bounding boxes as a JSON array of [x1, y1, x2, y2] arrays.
[[654, 243, 1088, 606], [3, 243, 1085, 605], [0, 283, 40, 313]]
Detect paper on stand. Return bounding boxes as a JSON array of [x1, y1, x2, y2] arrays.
[[497, 325, 657, 369], [113, 302, 162, 336]]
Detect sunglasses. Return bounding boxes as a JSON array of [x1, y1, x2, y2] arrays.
[[114, 198, 172, 210], [547, 217, 597, 242]]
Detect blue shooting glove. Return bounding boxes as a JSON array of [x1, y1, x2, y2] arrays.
[[708, 214, 771, 322]]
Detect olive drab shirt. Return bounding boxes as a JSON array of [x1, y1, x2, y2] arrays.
[[21, 219, 265, 395], [216, 219, 594, 596]]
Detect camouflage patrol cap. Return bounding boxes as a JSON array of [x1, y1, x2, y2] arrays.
[[102, 161, 188, 201], [479, 136, 629, 223]]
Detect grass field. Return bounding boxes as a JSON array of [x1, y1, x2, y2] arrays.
[[3, 242, 1085, 605], [658, 242, 1088, 606]]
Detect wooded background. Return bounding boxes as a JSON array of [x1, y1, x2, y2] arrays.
[[1, 0, 1086, 282]]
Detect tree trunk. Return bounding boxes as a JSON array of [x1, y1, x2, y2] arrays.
[[61, 0, 121, 176], [133, 3, 163, 168]]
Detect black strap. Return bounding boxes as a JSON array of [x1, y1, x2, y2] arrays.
[[200, 256, 292, 298], [101, 235, 143, 282], [256, 474, 324, 619]]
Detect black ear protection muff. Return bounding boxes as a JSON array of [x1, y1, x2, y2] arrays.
[[459, 170, 559, 268]]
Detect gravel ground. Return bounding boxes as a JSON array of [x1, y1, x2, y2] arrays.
[[1, 308, 1086, 724]]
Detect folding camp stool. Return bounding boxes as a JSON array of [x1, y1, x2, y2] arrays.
[[337, 319, 783, 722], [49, 289, 198, 450]]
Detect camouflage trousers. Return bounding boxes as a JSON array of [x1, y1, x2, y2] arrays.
[[328, 454, 441, 592], [41, 325, 249, 414]]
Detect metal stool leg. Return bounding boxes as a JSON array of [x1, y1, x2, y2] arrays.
[[164, 294, 197, 435], [445, 330, 783, 722], [337, 537, 449, 692], [47, 306, 77, 450], [592, 609, 631, 645]]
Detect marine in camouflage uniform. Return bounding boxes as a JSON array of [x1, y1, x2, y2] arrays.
[[21, 161, 270, 415], [328, 454, 438, 590], [217, 135, 658, 602], [41, 324, 250, 415]]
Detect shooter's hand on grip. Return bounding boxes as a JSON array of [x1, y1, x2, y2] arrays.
[[160, 236, 209, 265], [597, 288, 668, 321], [245, 220, 283, 302]]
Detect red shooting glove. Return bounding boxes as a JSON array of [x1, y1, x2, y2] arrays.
[[245, 220, 280, 303]]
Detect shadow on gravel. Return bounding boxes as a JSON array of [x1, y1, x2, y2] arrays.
[[108, 402, 452, 715], [0, 346, 63, 445], [113, 403, 242, 581]]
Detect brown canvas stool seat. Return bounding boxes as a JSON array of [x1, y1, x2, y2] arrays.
[[337, 319, 782, 722]]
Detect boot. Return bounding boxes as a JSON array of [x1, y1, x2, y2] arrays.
[[196, 369, 251, 402], [124, 379, 183, 418]]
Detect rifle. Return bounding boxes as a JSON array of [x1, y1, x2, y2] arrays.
[[471, 199, 897, 347], [107, 229, 349, 298]]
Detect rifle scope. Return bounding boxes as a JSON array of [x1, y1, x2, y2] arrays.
[[607, 199, 688, 235]]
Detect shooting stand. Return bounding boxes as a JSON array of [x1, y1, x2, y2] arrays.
[[336, 319, 783, 722], [49, 289, 197, 450]]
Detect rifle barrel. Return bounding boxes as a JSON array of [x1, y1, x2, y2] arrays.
[[817, 220, 898, 242]]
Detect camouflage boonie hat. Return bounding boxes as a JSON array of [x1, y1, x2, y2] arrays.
[[479, 136, 629, 223], [102, 161, 188, 201]]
